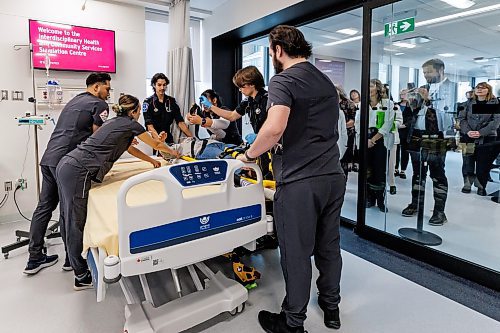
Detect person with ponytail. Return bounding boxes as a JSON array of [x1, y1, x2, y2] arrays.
[[55, 94, 179, 291]]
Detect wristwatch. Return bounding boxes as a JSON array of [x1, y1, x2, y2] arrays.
[[244, 151, 257, 162], [201, 117, 207, 126]]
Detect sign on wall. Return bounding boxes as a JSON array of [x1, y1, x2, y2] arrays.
[[384, 17, 415, 37]]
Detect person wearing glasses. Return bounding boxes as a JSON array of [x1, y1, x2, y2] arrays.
[[458, 82, 500, 196], [142, 73, 192, 149]]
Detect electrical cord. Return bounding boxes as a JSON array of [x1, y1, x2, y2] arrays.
[[0, 192, 8, 208], [13, 186, 58, 223]]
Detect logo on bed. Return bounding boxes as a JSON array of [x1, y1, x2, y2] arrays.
[[200, 216, 211, 230]]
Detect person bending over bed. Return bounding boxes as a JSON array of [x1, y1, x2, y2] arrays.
[[55, 94, 180, 291]]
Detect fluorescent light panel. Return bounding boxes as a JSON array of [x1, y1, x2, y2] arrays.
[[337, 28, 358, 35], [438, 53, 455, 57], [393, 42, 416, 49], [440, 0, 475, 9]]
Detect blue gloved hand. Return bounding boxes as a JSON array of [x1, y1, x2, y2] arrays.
[[245, 133, 257, 144], [199, 95, 213, 109]]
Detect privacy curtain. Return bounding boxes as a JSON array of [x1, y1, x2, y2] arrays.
[[167, 0, 195, 143]]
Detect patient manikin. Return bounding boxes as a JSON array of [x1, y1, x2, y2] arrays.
[[161, 137, 242, 160]]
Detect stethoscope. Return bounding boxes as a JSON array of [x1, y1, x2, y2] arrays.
[[153, 96, 171, 113]]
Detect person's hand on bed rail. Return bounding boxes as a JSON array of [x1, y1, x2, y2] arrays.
[[131, 138, 139, 146], [151, 159, 161, 168]]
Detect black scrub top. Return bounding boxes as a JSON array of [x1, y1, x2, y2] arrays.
[[66, 116, 146, 183], [142, 94, 184, 143], [235, 89, 268, 134], [266, 61, 343, 184], [41, 92, 109, 167]]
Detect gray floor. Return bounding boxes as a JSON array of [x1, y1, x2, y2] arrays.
[[341, 151, 500, 272], [0, 221, 499, 333]]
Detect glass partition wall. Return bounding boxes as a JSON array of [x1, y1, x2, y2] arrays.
[[368, 0, 500, 273], [239, 0, 500, 284]]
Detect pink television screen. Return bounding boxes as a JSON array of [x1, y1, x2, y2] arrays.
[[29, 20, 116, 73]]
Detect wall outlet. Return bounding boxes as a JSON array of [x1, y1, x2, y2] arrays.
[[12, 91, 24, 101], [1, 90, 7, 100], [4, 181, 12, 192], [16, 178, 27, 190]]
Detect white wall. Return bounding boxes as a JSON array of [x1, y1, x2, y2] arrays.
[[0, 0, 145, 222], [200, 0, 303, 89]]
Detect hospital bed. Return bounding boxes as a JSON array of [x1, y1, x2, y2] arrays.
[[84, 158, 271, 333]]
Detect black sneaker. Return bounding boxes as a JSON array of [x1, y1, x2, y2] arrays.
[[390, 186, 397, 195], [318, 299, 341, 329], [429, 211, 447, 226], [399, 171, 407, 179], [74, 270, 93, 291], [402, 204, 417, 217], [62, 256, 73, 272], [258, 311, 306, 333], [23, 254, 59, 275], [477, 188, 487, 196]]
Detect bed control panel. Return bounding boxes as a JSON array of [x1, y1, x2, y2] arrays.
[[169, 160, 228, 186]]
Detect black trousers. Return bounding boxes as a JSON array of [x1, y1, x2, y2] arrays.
[[396, 137, 410, 171], [409, 149, 448, 212], [476, 141, 500, 190], [56, 156, 92, 276], [274, 173, 345, 327], [28, 165, 62, 261], [462, 137, 497, 178]]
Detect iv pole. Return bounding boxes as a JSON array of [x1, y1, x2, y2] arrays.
[[1, 43, 60, 259]]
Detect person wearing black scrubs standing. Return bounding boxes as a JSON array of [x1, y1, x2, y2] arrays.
[[143, 73, 193, 149], [56, 94, 179, 290], [23, 73, 111, 275], [187, 89, 242, 145], [238, 25, 345, 332]]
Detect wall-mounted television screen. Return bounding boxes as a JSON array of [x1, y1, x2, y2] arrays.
[[29, 20, 116, 73]]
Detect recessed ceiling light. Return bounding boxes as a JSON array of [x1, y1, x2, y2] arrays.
[[438, 53, 455, 57], [474, 57, 489, 63], [393, 42, 416, 49], [440, 0, 475, 9], [395, 52, 405, 56], [336, 28, 358, 35], [318, 59, 332, 62]]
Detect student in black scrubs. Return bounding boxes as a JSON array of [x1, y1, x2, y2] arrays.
[[56, 94, 179, 291], [142, 73, 192, 148], [24, 72, 111, 275], [238, 25, 345, 333], [187, 89, 243, 145]]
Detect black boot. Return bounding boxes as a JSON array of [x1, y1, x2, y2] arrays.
[[318, 299, 341, 329], [366, 188, 376, 208], [258, 311, 306, 333], [376, 190, 388, 212]]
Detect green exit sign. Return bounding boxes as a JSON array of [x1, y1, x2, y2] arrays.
[[385, 17, 415, 37]]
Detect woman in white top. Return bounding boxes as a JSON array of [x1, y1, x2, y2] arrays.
[[355, 79, 395, 212]]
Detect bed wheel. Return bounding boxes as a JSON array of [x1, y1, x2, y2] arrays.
[[229, 303, 245, 316], [4, 253, 9, 259]]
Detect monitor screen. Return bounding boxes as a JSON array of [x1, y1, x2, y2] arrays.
[[29, 20, 116, 73]]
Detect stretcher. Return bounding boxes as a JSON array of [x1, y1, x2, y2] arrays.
[[84, 158, 271, 333]]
